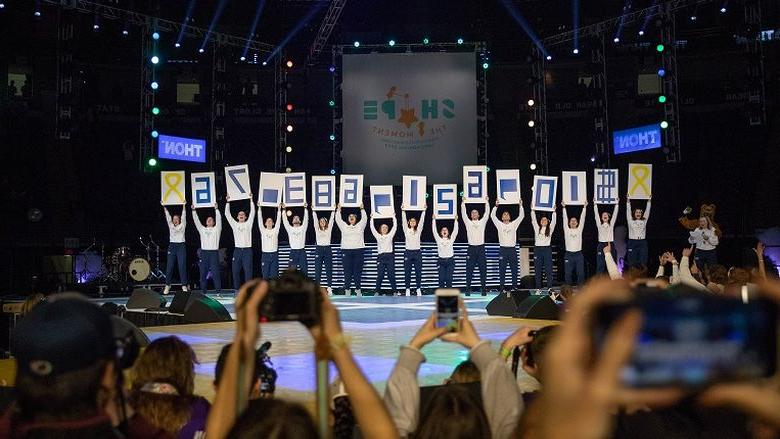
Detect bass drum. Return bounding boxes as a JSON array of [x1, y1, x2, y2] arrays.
[[128, 257, 151, 282]]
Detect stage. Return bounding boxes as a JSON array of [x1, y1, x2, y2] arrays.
[[131, 294, 553, 403]]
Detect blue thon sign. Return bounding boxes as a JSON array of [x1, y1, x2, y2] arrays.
[[158, 134, 207, 163], [612, 124, 662, 155]]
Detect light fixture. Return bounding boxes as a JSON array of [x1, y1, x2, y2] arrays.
[[286, 60, 294, 68], [152, 32, 160, 40], [528, 120, 535, 127], [353, 41, 360, 47], [151, 130, 159, 138], [527, 99, 535, 106], [638, 30, 645, 36], [285, 146, 292, 153], [175, 42, 181, 48], [546, 55, 552, 61], [613, 37, 620, 43], [150, 81, 159, 90], [572, 48, 579, 54], [151, 56, 160, 64], [286, 124, 294, 132], [660, 121, 669, 129], [388, 39, 395, 46], [198, 48, 205, 53], [457, 37, 464, 44], [240, 56, 246, 61], [530, 163, 537, 171]]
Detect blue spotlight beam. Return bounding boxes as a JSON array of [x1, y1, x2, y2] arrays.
[[573, 0, 580, 50], [613, 0, 633, 41], [265, 1, 327, 63], [199, 0, 230, 52], [499, 0, 550, 58], [242, 0, 267, 59], [176, 0, 199, 45]]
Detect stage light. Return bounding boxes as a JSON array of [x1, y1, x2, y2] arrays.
[[93, 24, 100, 31], [527, 99, 535, 106], [329, 66, 336, 73], [529, 163, 537, 171], [330, 169, 336, 175], [152, 32, 160, 40], [613, 37, 620, 43], [285, 168, 292, 173], [690, 15, 696, 21], [0, 4, 5, 9], [546, 55, 552, 61], [457, 38, 464, 44], [151, 56, 160, 64], [152, 107, 160, 115], [720, 7, 726, 13], [286, 146, 293, 153], [262, 61, 268, 66], [638, 30, 645, 36], [123, 30, 130, 36], [656, 44, 665, 52], [151, 130, 159, 138], [175, 42, 181, 48], [286, 60, 294, 68], [388, 40, 396, 46], [590, 156, 596, 163], [328, 100, 335, 107], [660, 121, 669, 129], [329, 134, 336, 141], [198, 48, 205, 54], [150, 81, 159, 90], [482, 62, 489, 69], [34, 10, 41, 17], [572, 48, 579, 54], [148, 158, 158, 167], [353, 41, 360, 47], [528, 120, 535, 127], [286, 124, 294, 132], [658, 68, 666, 77], [286, 103, 294, 111], [423, 37, 430, 44], [658, 95, 667, 103], [240, 56, 246, 61]]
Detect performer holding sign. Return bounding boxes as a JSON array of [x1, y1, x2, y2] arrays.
[[162, 203, 189, 294], [530, 207, 557, 288], [283, 203, 309, 275], [225, 195, 256, 288], [561, 202, 587, 285], [192, 203, 222, 293], [312, 209, 335, 295], [461, 198, 490, 296], [432, 215, 459, 288], [370, 213, 398, 295], [626, 197, 651, 268], [401, 205, 426, 296], [593, 200, 619, 274], [490, 199, 524, 292], [336, 204, 368, 296], [259, 204, 282, 279]]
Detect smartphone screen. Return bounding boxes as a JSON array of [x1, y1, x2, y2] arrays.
[[595, 295, 777, 388], [436, 293, 460, 331]]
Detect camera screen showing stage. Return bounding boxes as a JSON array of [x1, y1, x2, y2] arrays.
[[341, 52, 478, 185]]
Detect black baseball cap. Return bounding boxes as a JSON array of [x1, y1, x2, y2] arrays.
[[12, 299, 116, 377]]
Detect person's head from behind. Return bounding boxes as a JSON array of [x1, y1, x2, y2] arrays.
[[633, 208, 644, 220], [228, 398, 317, 439], [600, 211, 611, 224], [501, 211, 511, 223], [706, 264, 728, 286], [699, 216, 711, 229], [214, 343, 268, 399], [206, 216, 215, 227], [292, 215, 301, 226], [415, 384, 490, 439], [568, 215, 578, 229], [522, 325, 559, 382], [445, 360, 480, 385], [470, 209, 480, 221], [172, 214, 181, 226], [379, 223, 390, 235], [318, 216, 329, 230], [12, 299, 119, 422], [440, 226, 450, 239], [348, 213, 357, 225], [237, 210, 247, 223], [623, 264, 648, 281], [265, 217, 274, 229]]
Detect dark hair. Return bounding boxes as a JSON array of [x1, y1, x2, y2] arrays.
[[623, 264, 648, 281], [414, 384, 491, 439], [228, 398, 318, 439], [525, 325, 558, 370], [214, 343, 264, 391], [448, 360, 480, 384], [706, 264, 728, 285]]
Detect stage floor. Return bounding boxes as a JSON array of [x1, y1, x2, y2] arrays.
[[139, 294, 555, 403]]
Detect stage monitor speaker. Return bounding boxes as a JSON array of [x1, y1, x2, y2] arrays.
[[514, 295, 560, 320], [126, 288, 166, 309], [486, 290, 531, 316], [519, 275, 536, 289], [183, 293, 232, 323], [168, 291, 193, 314]]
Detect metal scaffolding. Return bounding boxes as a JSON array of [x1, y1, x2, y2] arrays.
[[274, 53, 289, 172], [661, 3, 682, 163], [531, 46, 549, 174], [306, 0, 348, 66]]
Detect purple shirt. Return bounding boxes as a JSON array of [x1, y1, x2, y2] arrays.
[[178, 397, 210, 439]]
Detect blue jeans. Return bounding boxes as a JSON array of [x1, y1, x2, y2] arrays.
[[231, 247, 253, 288], [198, 249, 221, 292], [534, 246, 553, 288], [596, 242, 616, 274], [376, 252, 397, 291], [466, 245, 487, 292], [438, 257, 455, 288], [289, 248, 308, 275], [404, 249, 422, 290], [165, 242, 188, 286], [342, 248, 364, 290], [498, 246, 518, 290], [563, 251, 585, 285], [694, 248, 717, 271], [626, 239, 648, 268], [261, 252, 278, 279], [315, 246, 333, 287]]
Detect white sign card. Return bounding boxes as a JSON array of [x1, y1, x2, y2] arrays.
[[224, 165, 251, 201], [259, 172, 284, 207], [339, 174, 364, 207], [160, 171, 187, 205], [561, 171, 587, 205], [462, 165, 488, 202], [370, 185, 395, 219], [496, 169, 521, 204], [311, 176, 336, 210], [433, 184, 458, 219], [593, 168, 619, 204], [627, 163, 653, 200], [402, 176, 427, 210], [190, 172, 217, 208], [531, 176, 558, 212], [283, 172, 307, 207]]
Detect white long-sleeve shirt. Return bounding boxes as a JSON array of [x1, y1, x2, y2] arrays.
[[283, 209, 309, 250], [312, 210, 335, 246], [258, 209, 282, 253], [461, 201, 490, 246], [164, 208, 186, 243], [336, 208, 367, 249], [531, 210, 556, 247], [688, 227, 719, 251], [225, 202, 255, 248], [594, 203, 619, 242], [192, 209, 222, 250], [490, 205, 524, 247], [401, 210, 425, 250], [432, 219, 459, 258], [626, 200, 651, 240], [562, 207, 586, 252], [370, 217, 398, 254]]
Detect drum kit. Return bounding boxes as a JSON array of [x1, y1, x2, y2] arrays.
[[75, 235, 166, 285]]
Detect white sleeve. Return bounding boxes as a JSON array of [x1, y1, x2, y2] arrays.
[[610, 203, 619, 227], [225, 203, 237, 227], [605, 249, 622, 280], [550, 211, 557, 234], [530, 211, 539, 234], [370, 220, 381, 240], [390, 216, 398, 237], [578, 207, 586, 232], [480, 201, 490, 225], [490, 206, 501, 229], [418, 209, 425, 234], [192, 209, 204, 233], [451, 221, 459, 241], [432, 219, 442, 244], [358, 209, 368, 230], [679, 256, 709, 291], [401, 210, 409, 232]]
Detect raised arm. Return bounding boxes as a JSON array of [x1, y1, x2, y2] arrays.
[[626, 199, 632, 223], [335, 207, 347, 229], [247, 200, 256, 224], [301, 207, 309, 230], [604, 244, 621, 280], [418, 209, 425, 234], [644, 199, 651, 220], [610, 202, 619, 227], [562, 206, 569, 225], [357, 207, 368, 230], [180, 207, 187, 227], [192, 208, 205, 233], [214, 205, 222, 231], [480, 200, 490, 225], [680, 250, 708, 291], [490, 206, 501, 229], [369, 218, 381, 240], [281, 207, 292, 232], [401, 210, 409, 232], [530, 210, 539, 234], [163, 206, 173, 225], [511, 203, 525, 228], [578, 204, 587, 232], [273, 208, 282, 233], [389, 215, 398, 237], [451, 219, 459, 241], [460, 201, 468, 222], [593, 202, 600, 226], [225, 202, 237, 227], [432, 218, 441, 244], [550, 209, 557, 233]]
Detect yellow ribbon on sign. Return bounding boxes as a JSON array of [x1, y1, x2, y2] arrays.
[[629, 165, 651, 196], [164, 173, 185, 202]]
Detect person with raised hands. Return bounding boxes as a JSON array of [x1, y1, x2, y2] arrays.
[[335, 203, 368, 296], [370, 212, 399, 296], [432, 214, 459, 288], [162, 202, 189, 294], [384, 298, 523, 438], [491, 199, 525, 292], [258, 203, 282, 280], [282, 202, 309, 275], [192, 202, 223, 293], [312, 209, 336, 295], [401, 204, 426, 296], [561, 201, 587, 286], [461, 197, 491, 296], [626, 197, 651, 268], [594, 199, 619, 274], [205, 280, 398, 439], [530, 207, 557, 289], [225, 194, 256, 288]]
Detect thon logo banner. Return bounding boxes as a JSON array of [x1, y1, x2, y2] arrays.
[[158, 134, 207, 163], [612, 124, 662, 155]]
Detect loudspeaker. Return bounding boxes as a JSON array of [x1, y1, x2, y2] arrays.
[[486, 290, 531, 316], [519, 275, 536, 289], [126, 288, 166, 309], [168, 291, 193, 314], [514, 295, 560, 320], [183, 292, 232, 323]]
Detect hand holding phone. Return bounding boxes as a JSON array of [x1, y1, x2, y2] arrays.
[[435, 289, 460, 332]]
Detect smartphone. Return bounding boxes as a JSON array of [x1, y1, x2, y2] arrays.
[[435, 289, 460, 332], [594, 294, 778, 388]]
